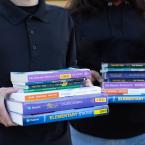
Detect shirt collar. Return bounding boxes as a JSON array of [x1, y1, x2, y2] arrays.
[[0, 0, 49, 24]]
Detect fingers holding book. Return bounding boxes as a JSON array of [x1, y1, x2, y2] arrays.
[[0, 87, 18, 127]]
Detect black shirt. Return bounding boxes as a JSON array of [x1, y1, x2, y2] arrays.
[[71, 2, 145, 138], [0, 0, 76, 145]]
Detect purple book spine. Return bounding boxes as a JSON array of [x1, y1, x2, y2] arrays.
[[23, 93, 108, 115], [28, 70, 91, 82], [102, 82, 145, 89]]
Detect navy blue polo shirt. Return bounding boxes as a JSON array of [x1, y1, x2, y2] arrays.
[[0, 0, 76, 145]]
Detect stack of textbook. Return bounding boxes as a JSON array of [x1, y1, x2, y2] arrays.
[[101, 63, 145, 103], [7, 68, 109, 126]]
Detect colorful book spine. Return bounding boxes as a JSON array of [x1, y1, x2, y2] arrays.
[[108, 95, 145, 103], [10, 105, 109, 126], [10, 86, 101, 102], [13, 82, 84, 92], [102, 82, 145, 89], [7, 93, 108, 115], [22, 85, 82, 93], [11, 69, 91, 82], [102, 88, 145, 95], [101, 68, 145, 72], [102, 63, 145, 69], [103, 72, 145, 79], [14, 78, 86, 87], [104, 78, 145, 82]]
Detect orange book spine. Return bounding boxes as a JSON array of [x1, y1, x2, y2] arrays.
[[25, 92, 59, 101], [102, 89, 128, 94]]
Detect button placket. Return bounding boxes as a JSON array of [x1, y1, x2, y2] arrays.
[[26, 16, 39, 69]]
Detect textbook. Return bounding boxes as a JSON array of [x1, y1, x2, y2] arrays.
[[11, 68, 91, 83], [9, 105, 109, 126], [108, 95, 145, 103], [16, 85, 83, 93], [102, 88, 145, 95], [104, 78, 145, 82], [101, 68, 145, 72], [7, 93, 108, 115], [12, 78, 86, 86], [9, 86, 101, 102], [102, 82, 145, 89], [13, 78, 86, 89], [102, 72, 145, 79], [102, 63, 145, 69], [13, 83, 84, 90]]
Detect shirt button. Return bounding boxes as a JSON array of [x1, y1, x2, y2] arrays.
[[32, 45, 37, 50]]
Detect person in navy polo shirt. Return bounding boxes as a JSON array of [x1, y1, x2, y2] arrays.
[[0, 0, 77, 145]]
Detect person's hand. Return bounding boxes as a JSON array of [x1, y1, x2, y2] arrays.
[[90, 70, 103, 84], [85, 70, 103, 87], [0, 87, 18, 127], [85, 79, 94, 87]]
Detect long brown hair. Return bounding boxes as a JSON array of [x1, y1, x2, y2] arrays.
[[67, 0, 145, 17]]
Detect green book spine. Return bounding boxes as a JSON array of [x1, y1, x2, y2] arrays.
[[23, 85, 82, 93]]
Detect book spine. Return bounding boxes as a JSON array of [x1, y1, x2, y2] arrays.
[[10, 86, 101, 102], [21, 80, 85, 89], [22, 105, 109, 126], [29, 82, 84, 89], [102, 63, 145, 68], [102, 88, 145, 95], [28, 70, 91, 82], [23, 85, 82, 93], [24, 92, 60, 101], [28, 78, 85, 86], [108, 95, 145, 103], [105, 78, 145, 82], [21, 94, 108, 115], [103, 72, 145, 79], [12, 78, 85, 86], [102, 82, 145, 89], [101, 68, 145, 72]]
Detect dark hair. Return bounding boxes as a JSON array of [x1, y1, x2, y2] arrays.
[[67, 0, 145, 17]]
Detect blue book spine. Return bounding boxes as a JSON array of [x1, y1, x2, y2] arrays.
[[103, 72, 145, 79], [22, 93, 108, 115], [101, 68, 145, 72], [108, 95, 145, 103], [22, 105, 109, 126], [25, 78, 86, 86], [104, 78, 145, 82]]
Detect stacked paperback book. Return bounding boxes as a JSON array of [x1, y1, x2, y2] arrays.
[[7, 68, 109, 126], [101, 63, 145, 103]]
